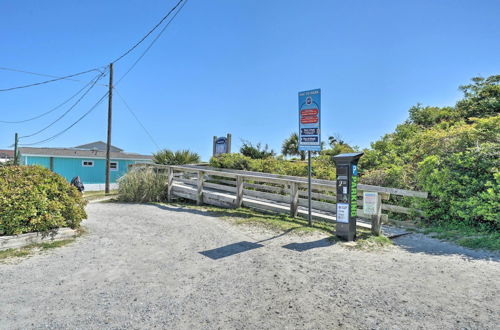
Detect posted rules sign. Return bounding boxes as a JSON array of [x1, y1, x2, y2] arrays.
[[298, 89, 321, 151]]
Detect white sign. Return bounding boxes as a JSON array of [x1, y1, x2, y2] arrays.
[[363, 192, 379, 215], [336, 203, 349, 223]]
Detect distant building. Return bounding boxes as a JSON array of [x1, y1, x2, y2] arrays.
[[19, 141, 152, 191], [0, 149, 14, 163]]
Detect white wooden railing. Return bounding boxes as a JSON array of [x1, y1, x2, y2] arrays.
[[130, 164, 428, 231]]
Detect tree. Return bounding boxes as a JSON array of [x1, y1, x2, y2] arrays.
[[281, 133, 305, 160], [153, 149, 200, 165], [240, 140, 275, 159]]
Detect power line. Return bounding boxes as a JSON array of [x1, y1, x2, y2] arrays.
[[0, 66, 83, 81], [0, 67, 102, 92], [116, 0, 189, 85], [19, 92, 109, 146], [111, 0, 185, 64], [114, 88, 160, 150], [0, 72, 104, 124], [0, 0, 186, 92], [20, 70, 107, 139]]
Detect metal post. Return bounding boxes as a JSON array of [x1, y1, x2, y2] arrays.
[[13, 133, 18, 165], [105, 63, 113, 194], [308, 150, 312, 226]]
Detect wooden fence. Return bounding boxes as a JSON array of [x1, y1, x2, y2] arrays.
[[130, 164, 428, 231]]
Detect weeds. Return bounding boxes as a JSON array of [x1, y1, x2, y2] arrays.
[[420, 222, 500, 251], [0, 239, 76, 262]]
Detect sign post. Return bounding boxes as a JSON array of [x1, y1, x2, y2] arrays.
[[298, 89, 321, 226], [363, 191, 382, 236]]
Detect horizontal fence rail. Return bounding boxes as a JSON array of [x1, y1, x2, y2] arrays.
[[129, 164, 428, 229]]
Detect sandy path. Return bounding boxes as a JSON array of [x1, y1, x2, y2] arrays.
[[1, 202, 499, 329]]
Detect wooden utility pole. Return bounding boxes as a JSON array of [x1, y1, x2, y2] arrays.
[[105, 63, 113, 194], [13, 133, 18, 165]]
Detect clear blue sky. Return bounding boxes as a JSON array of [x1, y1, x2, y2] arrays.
[[1, 0, 499, 161]]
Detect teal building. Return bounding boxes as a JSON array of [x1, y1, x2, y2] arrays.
[[19, 141, 152, 191]]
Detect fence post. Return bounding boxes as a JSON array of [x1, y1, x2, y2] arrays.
[[290, 182, 299, 217], [371, 193, 383, 236], [235, 175, 243, 208], [197, 170, 205, 205], [167, 167, 174, 202]]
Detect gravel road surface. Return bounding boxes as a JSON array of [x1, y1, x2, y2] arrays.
[[1, 202, 499, 329]]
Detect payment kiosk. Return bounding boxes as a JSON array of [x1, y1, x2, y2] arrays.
[[332, 152, 363, 241]]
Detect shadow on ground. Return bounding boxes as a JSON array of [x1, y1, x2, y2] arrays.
[[393, 234, 500, 262], [282, 238, 334, 252]]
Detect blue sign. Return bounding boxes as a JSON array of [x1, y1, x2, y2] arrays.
[[215, 137, 228, 155], [298, 89, 321, 151], [352, 164, 358, 176]]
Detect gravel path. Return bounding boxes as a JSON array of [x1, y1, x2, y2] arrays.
[[1, 202, 499, 329]]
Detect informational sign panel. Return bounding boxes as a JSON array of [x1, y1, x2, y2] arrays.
[[363, 192, 379, 215], [215, 137, 227, 155], [298, 89, 321, 151], [336, 203, 349, 223]]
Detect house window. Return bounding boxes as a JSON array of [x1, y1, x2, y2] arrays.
[[82, 160, 94, 167], [110, 161, 118, 171]]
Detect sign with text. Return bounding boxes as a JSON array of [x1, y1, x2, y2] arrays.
[[215, 137, 228, 155], [363, 192, 379, 215], [336, 203, 349, 223], [298, 89, 321, 151]]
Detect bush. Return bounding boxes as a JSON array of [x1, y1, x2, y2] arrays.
[[0, 166, 87, 236], [417, 143, 500, 231], [153, 149, 200, 165], [209, 153, 335, 180], [118, 167, 168, 203]]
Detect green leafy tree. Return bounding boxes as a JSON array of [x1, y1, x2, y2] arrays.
[[153, 149, 200, 165]]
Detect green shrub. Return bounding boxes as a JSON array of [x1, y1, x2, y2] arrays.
[[209, 153, 335, 180], [210, 153, 253, 171], [118, 167, 168, 202], [417, 143, 499, 231], [0, 166, 87, 236]]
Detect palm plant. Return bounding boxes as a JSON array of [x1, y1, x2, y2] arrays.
[[153, 149, 201, 165], [281, 133, 306, 160]]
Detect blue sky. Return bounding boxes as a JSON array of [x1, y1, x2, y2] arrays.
[[1, 0, 499, 161]]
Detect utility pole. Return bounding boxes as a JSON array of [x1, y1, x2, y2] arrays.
[[105, 63, 113, 194], [13, 133, 18, 165]]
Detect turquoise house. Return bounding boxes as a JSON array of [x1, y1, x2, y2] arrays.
[[19, 141, 152, 191]]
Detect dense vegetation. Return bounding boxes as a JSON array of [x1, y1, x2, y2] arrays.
[[360, 75, 499, 231], [0, 166, 87, 235]]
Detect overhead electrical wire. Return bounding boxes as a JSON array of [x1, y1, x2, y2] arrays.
[[0, 0, 186, 92], [19, 70, 107, 139], [6, 0, 188, 147], [0, 67, 103, 92], [111, 0, 185, 64], [0, 66, 84, 81], [19, 92, 109, 146], [0, 72, 104, 124], [116, 0, 189, 85], [114, 88, 161, 150]]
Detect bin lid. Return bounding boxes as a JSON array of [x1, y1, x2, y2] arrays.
[[332, 152, 364, 164]]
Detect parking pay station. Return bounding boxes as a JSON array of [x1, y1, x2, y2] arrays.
[[332, 152, 364, 241]]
